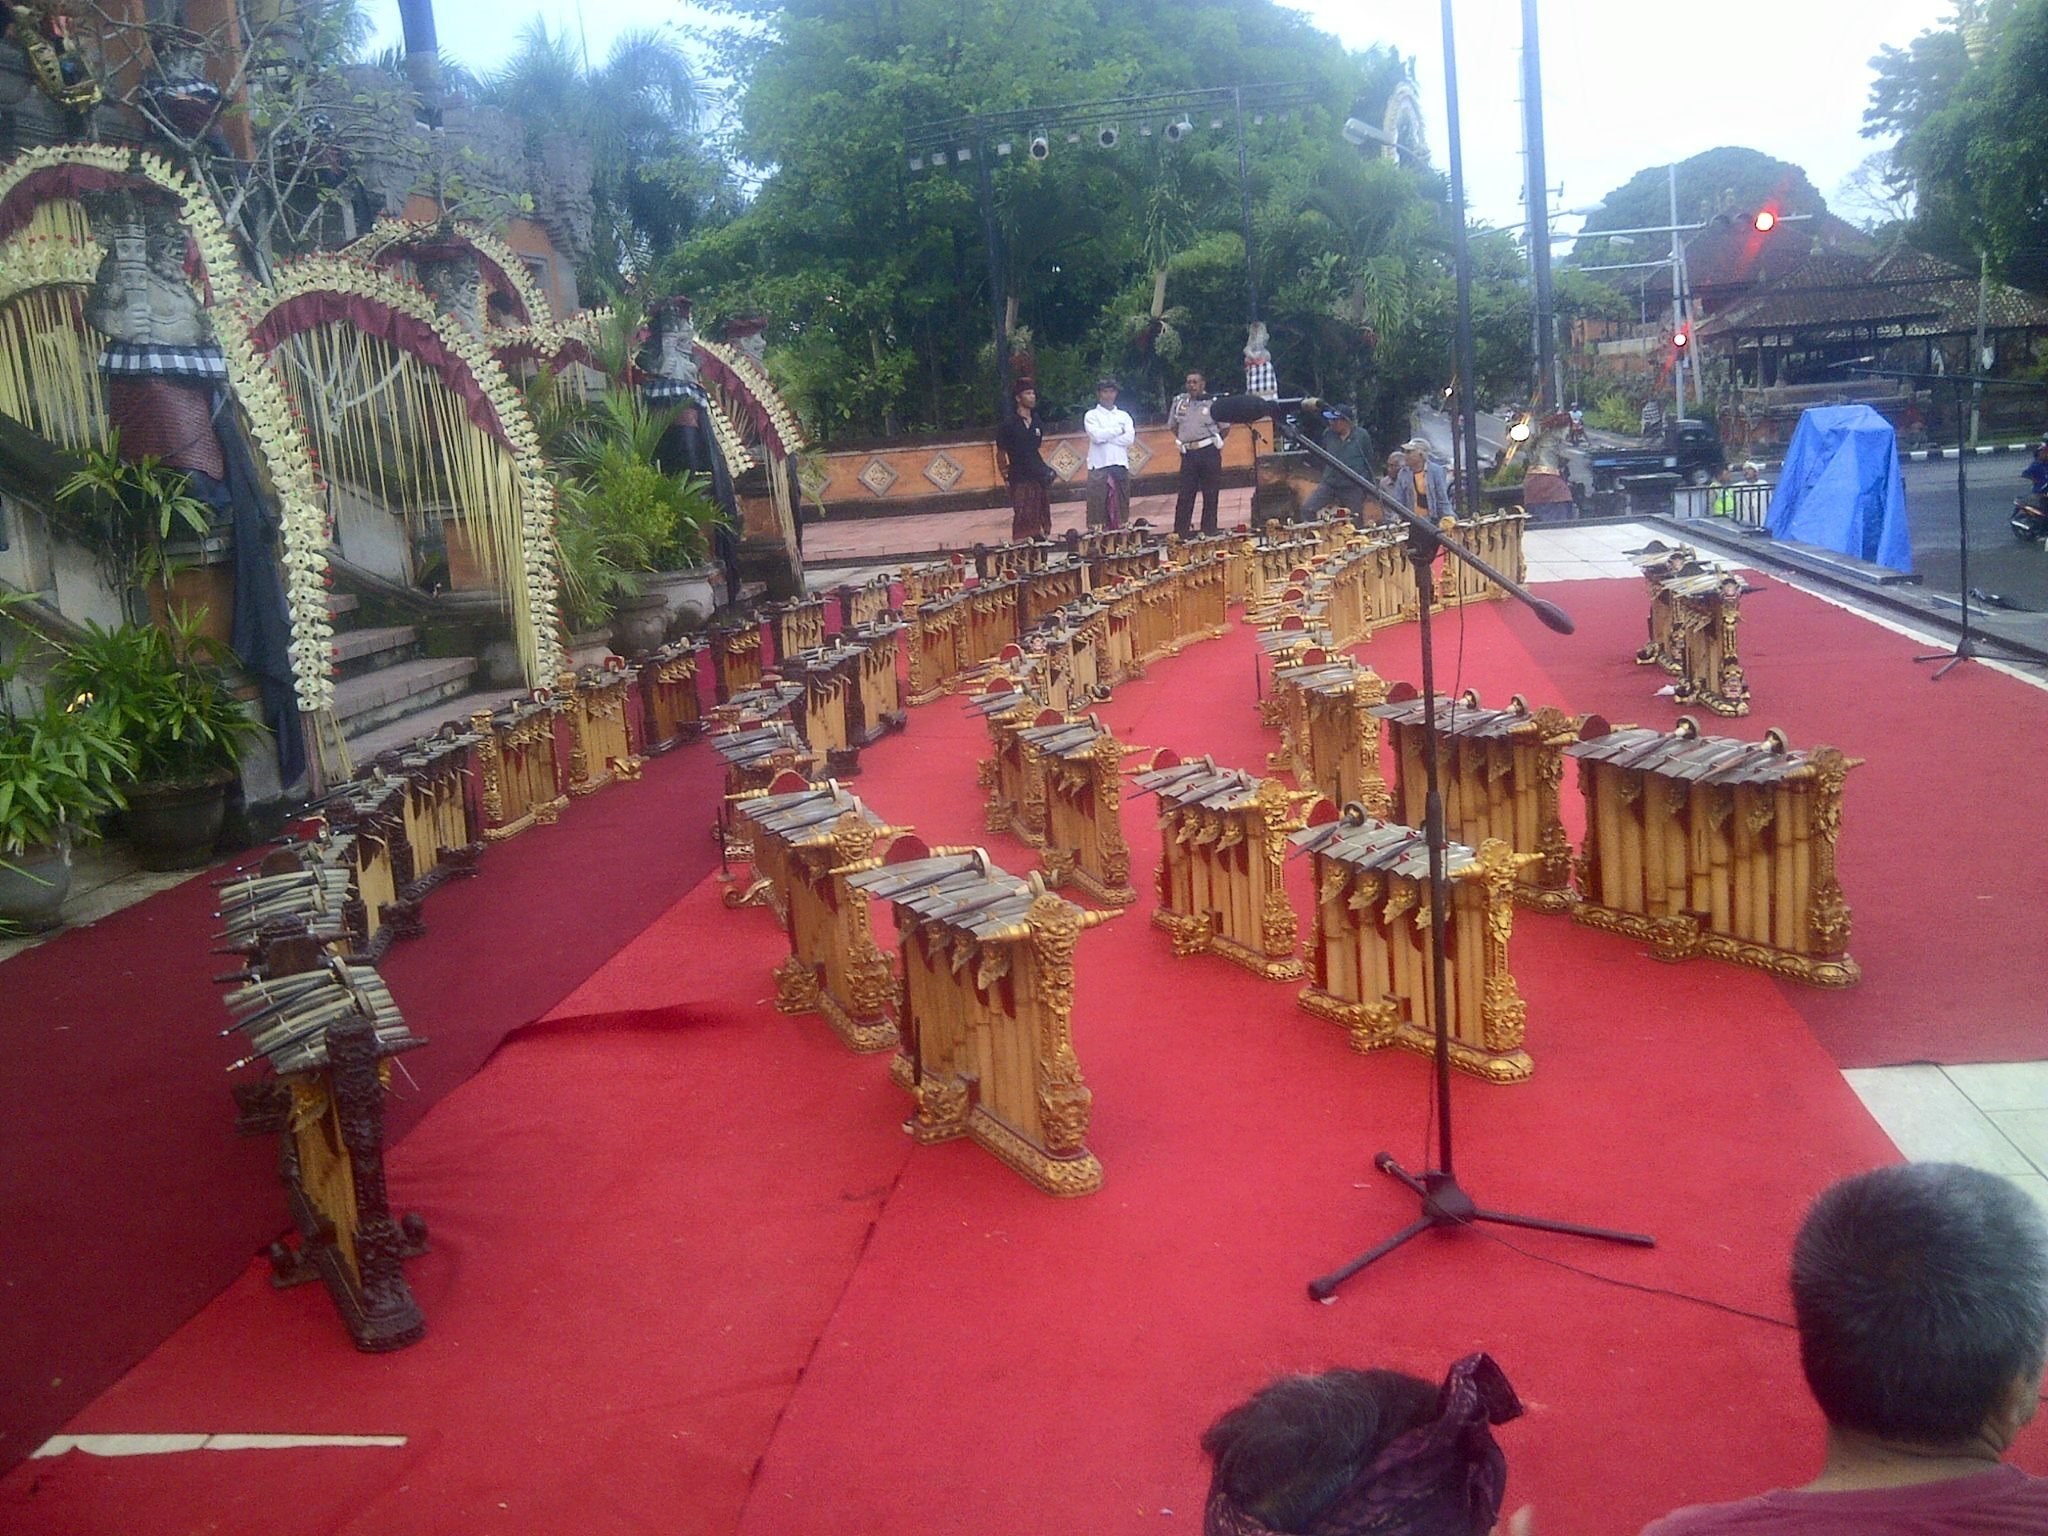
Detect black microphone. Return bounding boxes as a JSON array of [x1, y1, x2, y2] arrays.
[[1208, 393, 1320, 424], [1528, 597, 1575, 635]]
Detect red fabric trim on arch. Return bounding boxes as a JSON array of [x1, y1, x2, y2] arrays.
[[695, 346, 788, 459], [248, 290, 509, 445], [0, 165, 212, 301], [493, 336, 601, 375]]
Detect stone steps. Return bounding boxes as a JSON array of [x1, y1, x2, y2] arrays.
[[333, 656, 479, 740], [332, 624, 423, 676]]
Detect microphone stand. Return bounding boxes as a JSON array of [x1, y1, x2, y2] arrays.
[[1836, 365, 2034, 678], [1267, 416, 1656, 1300]]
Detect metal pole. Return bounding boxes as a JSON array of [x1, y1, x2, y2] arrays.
[[974, 124, 1010, 415], [1443, 0, 1481, 519], [1236, 87, 1259, 323], [1969, 248, 1989, 447], [1520, 0, 1556, 411], [1668, 164, 1685, 422]]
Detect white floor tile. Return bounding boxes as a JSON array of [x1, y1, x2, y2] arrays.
[[1987, 1110, 2048, 1176], [1944, 1062, 2048, 1114], [1841, 1065, 2039, 1175]]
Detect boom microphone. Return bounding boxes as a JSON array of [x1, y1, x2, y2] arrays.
[[1207, 393, 1320, 424]]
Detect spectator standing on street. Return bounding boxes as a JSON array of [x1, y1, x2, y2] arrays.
[[1300, 406, 1373, 521], [1379, 450, 1407, 514], [994, 379, 1055, 541], [1168, 370, 1227, 537], [1084, 377, 1135, 530], [1398, 437, 1454, 524]]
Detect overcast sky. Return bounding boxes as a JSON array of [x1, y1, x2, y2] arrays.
[[383, 0, 1962, 234]]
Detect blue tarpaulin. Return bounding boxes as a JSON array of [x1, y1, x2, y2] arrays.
[[1764, 405, 1913, 572]]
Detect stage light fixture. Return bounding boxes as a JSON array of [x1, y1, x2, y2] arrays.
[[955, 146, 971, 163], [1164, 116, 1193, 142], [1139, 121, 1153, 137], [908, 154, 924, 171], [1029, 133, 1051, 161], [1097, 125, 1119, 148], [995, 140, 1012, 156]]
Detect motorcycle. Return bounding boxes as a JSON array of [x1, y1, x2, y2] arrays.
[[2011, 496, 2048, 542], [1567, 421, 1587, 447]]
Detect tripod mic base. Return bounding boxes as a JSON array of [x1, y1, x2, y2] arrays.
[[1307, 1155, 1656, 1302]]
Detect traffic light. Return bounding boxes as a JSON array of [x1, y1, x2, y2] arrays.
[[1672, 324, 1690, 353], [1753, 209, 1778, 233]]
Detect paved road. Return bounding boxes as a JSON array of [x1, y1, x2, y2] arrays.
[[1898, 454, 2048, 613], [1416, 407, 2048, 615]]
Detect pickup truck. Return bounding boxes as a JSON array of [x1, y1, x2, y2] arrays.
[[1588, 418, 1725, 491]]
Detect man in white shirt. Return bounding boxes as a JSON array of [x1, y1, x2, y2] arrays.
[[1084, 376, 1135, 530]]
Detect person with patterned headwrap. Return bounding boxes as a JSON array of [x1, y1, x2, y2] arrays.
[[1201, 1353, 1525, 1536]]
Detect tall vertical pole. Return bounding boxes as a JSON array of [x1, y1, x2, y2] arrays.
[[1236, 88, 1260, 322], [1668, 163, 1685, 422], [1442, 0, 1481, 519], [1520, 0, 1556, 411], [975, 125, 1010, 416], [1969, 248, 1989, 447]]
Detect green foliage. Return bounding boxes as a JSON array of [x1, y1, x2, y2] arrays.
[[49, 612, 266, 789], [478, 23, 737, 293], [0, 603, 133, 863], [1872, 1, 2048, 290], [1585, 391, 1644, 434], [52, 439, 213, 596], [673, 0, 1482, 441], [546, 389, 722, 630]]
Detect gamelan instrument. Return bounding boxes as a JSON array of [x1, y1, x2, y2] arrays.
[[469, 693, 567, 841], [1130, 754, 1307, 979], [847, 848, 1112, 1196], [637, 635, 707, 753], [1650, 566, 1754, 718], [1628, 539, 1699, 671], [1291, 804, 1535, 1082], [968, 673, 1056, 845], [1015, 713, 1140, 906], [733, 780, 903, 1051], [900, 556, 967, 607], [1373, 687, 1577, 911], [766, 593, 826, 663], [1075, 526, 1161, 590], [1268, 652, 1392, 816], [1566, 717, 1860, 985], [846, 617, 909, 746], [711, 715, 817, 870], [1438, 508, 1527, 609], [906, 589, 972, 705], [711, 619, 765, 702], [215, 855, 429, 1350], [561, 660, 645, 795], [781, 642, 864, 776], [838, 573, 896, 631]]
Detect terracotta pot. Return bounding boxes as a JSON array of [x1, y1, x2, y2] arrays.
[[607, 591, 671, 658], [0, 836, 72, 932], [123, 773, 232, 871]]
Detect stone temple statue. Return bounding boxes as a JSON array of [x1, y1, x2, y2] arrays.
[[639, 294, 701, 402]]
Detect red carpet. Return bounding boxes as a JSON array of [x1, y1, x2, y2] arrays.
[[0, 739, 725, 1472], [4, 579, 2045, 1534]]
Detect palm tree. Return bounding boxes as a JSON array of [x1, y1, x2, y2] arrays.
[[479, 23, 732, 289]]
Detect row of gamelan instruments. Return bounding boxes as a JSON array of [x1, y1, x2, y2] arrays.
[[208, 509, 1848, 1351]]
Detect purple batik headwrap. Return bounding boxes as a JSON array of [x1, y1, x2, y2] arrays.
[[1205, 1353, 1522, 1536]]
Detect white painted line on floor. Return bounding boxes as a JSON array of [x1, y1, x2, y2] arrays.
[[33, 1433, 407, 1459]]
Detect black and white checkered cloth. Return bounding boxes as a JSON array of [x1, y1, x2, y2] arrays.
[[643, 378, 707, 405], [1244, 358, 1276, 398], [98, 343, 230, 380]]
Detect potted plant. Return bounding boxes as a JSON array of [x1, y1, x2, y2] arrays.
[[51, 610, 267, 870], [552, 391, 721, 653], [0, 669, 133, 932]]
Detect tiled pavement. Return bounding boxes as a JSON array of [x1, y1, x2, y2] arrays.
[[11, 519, 2046, 1207]]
